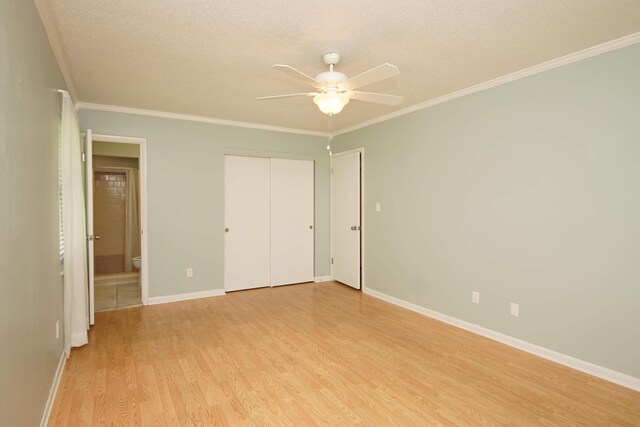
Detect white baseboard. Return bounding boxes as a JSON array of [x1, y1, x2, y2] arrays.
[[363, 287, 640, 392], [39, 352, 66, 427], [147, 289, 225, 305], [314, 276, 332, 283]]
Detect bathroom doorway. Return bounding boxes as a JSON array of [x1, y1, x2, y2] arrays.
[[84, 132, 148, 319]]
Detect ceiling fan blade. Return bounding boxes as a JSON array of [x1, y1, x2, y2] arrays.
[[272, 65, 321, 89], [256, 92, 317, 100], [349, 91, 404, 105], [345, 63, 400, 90]]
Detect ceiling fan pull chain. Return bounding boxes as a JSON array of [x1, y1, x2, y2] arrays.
[[327, 114, 333, 156]]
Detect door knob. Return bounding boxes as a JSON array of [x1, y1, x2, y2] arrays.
[[309, 225, 313, 229], [225, 228, 229, 233], [350, 226, 359, 231], [87, 235, 101, 241]]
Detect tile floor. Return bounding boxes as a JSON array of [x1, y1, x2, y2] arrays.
[[95, 271, 141, 311]]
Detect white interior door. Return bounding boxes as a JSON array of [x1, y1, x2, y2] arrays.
[[270, 158, 314, 286], [84, 130, 95, 325], [332, 151, 361, 289], [224, 155, 271, 291]]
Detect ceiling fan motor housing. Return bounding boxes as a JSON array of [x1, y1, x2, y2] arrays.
[[318, 52, 348, 90], [315, 71, 348, 90]]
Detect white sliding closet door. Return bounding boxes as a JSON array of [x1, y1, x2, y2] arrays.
[[224, 155, 271, 292], [270, 158, 314, 286]]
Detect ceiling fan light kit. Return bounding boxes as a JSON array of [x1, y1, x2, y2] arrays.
[[257, 52, 403, 115], [313, 89, 350, 115]]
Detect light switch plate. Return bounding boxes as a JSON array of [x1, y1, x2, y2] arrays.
[[472, 291, 480, 304], [510, 303, 519, 317]]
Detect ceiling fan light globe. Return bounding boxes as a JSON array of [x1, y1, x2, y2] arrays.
[[313, 92, 349, 115]]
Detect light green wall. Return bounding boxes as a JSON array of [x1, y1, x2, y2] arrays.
[[78, 111, 330, 298], [334, 44, 640, 378], [93, 140, 139, 158], [0, 0, 67, 424]]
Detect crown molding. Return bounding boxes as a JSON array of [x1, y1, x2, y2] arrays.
[[34, 0, 79, 103], [76, 102, 329, 137], [333, 32, 640, 137], [40, 6, 639, 140]]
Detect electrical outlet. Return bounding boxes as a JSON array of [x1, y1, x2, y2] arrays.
[[56, 321, 59, 339], [510, 303, 519, 317], [472, 291, 480, 304], [376, 202, 381, 212], [186, 268, 193, 278]]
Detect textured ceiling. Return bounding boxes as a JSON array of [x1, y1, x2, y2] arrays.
[[38, 0, 640, 133]]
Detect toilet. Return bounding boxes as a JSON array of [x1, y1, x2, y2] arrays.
[[132, 256, 141, 270]]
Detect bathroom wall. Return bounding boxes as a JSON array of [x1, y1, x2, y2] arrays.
[[93, 154, 139, 169], [0, 0, 67, 424], [93, 171, 127, 273], [93, 140, 139, 158], [78, 110, 330, 298], [92, 152, 140, 274], [333, 43, 640, 378]]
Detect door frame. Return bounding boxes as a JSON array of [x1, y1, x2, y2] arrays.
[[85, 130, 94, 325], [91, 133, 149, 306], [330, 147, 365, 290]]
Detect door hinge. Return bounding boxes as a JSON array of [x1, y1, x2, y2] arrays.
[[331, 257, 333, 264], [81, 152, 86, 162]]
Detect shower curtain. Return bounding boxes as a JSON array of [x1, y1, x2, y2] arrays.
[[60, 92, 88, 355], [124, 169, 140, 272]]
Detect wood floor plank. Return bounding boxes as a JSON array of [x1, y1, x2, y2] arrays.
[[49, 281, 640, 426]]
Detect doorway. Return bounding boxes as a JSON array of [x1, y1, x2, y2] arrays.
[[84, 131, 148, 323], [331, 148, 364, 289]]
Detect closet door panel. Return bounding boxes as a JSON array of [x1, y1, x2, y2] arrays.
[[270, 158, 314, 285], [224, 155, 271, 291]]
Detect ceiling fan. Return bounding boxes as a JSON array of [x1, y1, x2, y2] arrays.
[[257, 52, 403, 115]]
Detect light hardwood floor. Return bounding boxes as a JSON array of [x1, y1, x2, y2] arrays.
[[49, 281, 640, 426]]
